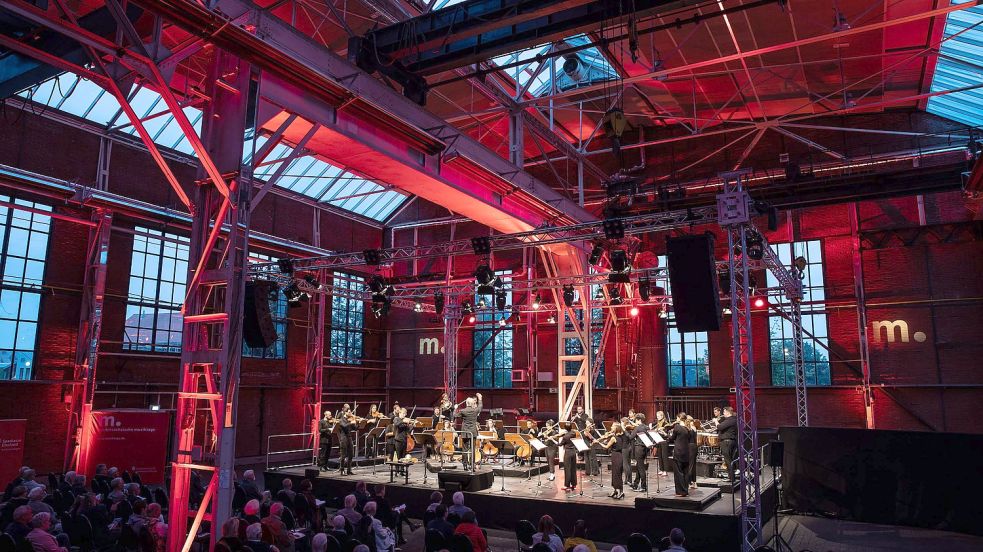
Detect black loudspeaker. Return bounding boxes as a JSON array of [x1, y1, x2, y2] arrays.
[[666, 234, 722, 332], [437, 470, 495, 492], [767, 440, 785, 467], [304, 469, 319, 481], [243, 280, 278, 348]]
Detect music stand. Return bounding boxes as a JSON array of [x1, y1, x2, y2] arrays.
[[528, 437, 547, 495], [648, 430, 666, 494], [367, 424, 389, 476], [572, 438, 589, 496], [637, 433, 655, 497], [490, 438, 513, 494], [414, 433, 438, 486]]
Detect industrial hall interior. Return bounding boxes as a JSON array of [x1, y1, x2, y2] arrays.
[[0, 1, 981, 552]]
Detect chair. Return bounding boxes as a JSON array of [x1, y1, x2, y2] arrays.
[[447, 513, 461, 526], [0, 533, 16, 552], [422, 509, 436, 527], [530, 543, 553, 552], [343, 539, 361, 552], [119, 524, 140, 552], [48, 473, 59, 490], [122, 471, 132, 484], [553, 526, 564, 540], [515, 520, 536, 552], [657, 536, 671, 551], [626, 533, 653, 552], [448, 534, 473, 552], [293, 494, 312, 528], [232, 483, 247, 513], [425, 529, 447, 552], [324, 534, 343, 552], [281, 506, 297, 530], [13, 538, 32, 552], [276, 490, 295, 510]]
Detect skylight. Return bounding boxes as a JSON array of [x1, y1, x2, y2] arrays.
[[17, 74, 407, 221], [490, 34, 618, 97], [926, 1, 983, 127]]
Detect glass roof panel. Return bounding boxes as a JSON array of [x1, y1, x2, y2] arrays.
[[927, 1, 983, 127], [490, 34, 618, 97], [17, 74, 408, 222]]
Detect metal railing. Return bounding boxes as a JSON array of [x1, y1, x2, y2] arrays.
[[651, 395, 729, 422], [265, 432, 316, 471]]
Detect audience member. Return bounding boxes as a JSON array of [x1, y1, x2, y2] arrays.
[[328, 515, 349, 545], [244, 522, 278, 552], [27, 487, 54, 516], [4, 505, 32, 543], [107, 478, 126, 503], [261, 502, 295, 552], [666, 528, 686, 552], [26, 512, 67, 552], [425, 491, 443, 514], [241, 471, 262, 501], [564, 520, 596, 552], [358, 502, 394, 552], [145, 503, 167, 552], [277, 479, 296, 507], [77, 493, 110, 529], [242, 499, 262, 525], [124, 483, 142, 504], [70, 474, 87, 497], [1, 486, 29, 526], [20, 470, 43, 492], [532, 515, 563, 552], [297, 479, 319, 528], [425, 504, 454, 540], [311, 533, 328, 552], [352, 546, 369, 552], [353, 482, 371, 512], [3, 467, 30, 501], [57, 472, 75, 496], [338, 494, 362, 527], [447, 492, 474, 522], [127, 499, 149, 533], [610, 546, 626, 552], [218, 517, 246, 552], [452, 510, 486, 552]]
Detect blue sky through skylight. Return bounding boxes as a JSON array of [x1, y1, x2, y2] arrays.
[[927, 0, 983, 128]]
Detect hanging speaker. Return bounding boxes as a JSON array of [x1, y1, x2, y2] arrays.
[[666, 234, 722, 332], [767, 440, 785, 467], [243, 280, 278, 348]]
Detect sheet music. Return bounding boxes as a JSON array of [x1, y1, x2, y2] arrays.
[[571, 438, 589, 452], [647, 430, 665, 444], [638, 432, 655, 447], [528, 437, 547, 451]]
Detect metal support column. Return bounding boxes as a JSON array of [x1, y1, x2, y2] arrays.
[[542, 249, 592, 421], [305, 273, 327, 461], [718, 171, 761, 552], [66, 209, 112, 471], [790, 299, 808, 426], [509, 107, 525, 167], [167, 51, 258, 552], [850, 206, 875, 428], [443, 303, 461, 401]]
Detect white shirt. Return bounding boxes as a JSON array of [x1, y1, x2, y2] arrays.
[[531, 532, 564, 552]]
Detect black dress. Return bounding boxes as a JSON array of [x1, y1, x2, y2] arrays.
[[559, 430, 578, 489], [610, 435, 629, 492]]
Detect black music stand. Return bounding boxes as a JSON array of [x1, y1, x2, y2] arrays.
[[367, 425, 388, 475], [414, 433, 438, 486], [489, 438, 512, 493]]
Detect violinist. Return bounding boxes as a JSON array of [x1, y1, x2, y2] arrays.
[[437, 393, 454, 420], [485, 418, 504, 440], [621, 416, 636, 486], [630, 413, 650, 492], [538, 420, 559, 482], [653, 411, 671, 476], [393, 407, 411, 460], [317, 410, 335, 472], [571, 405, 592, 432], [598, 423, 628, 499], [364, 404, 383, 457], [582, 420, 602, 476], [338, 410, 355, 475], [558, 422, 578, 492]]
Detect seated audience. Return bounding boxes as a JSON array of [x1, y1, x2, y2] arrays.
[[297, 479, 319, 528], [145, 502, 168, 552], [425, 491, 443, 514], [352, 546, 369, 552], [357, 502, 394, 552], [70, 474, 88, 497], [532, 515, 563, 552], [242, 500, 262, 525], [1, 486, 29, 527], [124, 483, 142, 504], [244, 522, 279, 552], [665, 528, 687, 552], [353, 482, 371, 512], [4, 505, 33, 543], [261, 502, 294, 552], [311, 533, 328, 552], [57, 472, 75, 496], [338, 494, 362, 527], [452, 510, 486, 552], [218, 517, 247, 552], [447, 492, 474, 522], [277, 479, 296, 507], [127, 499, 149, 533], [27, 487, 54, 517], [563, 520, 596, 552], [241, 471, 263, 502], [3, 467, 30, 501], [20, 470, 43, 492], [425, 504, 454, 540], [107, 478, 126, 504], [328, 515, 349, 545], [26, 512, 67, 552]]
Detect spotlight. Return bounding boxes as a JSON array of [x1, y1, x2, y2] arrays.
[[609, 249, 632, 283], [470, 236, 492, 255], [363, 249, 382, 266], [414, 301, 423, 313], [371, 297, 391, 318], [462, 301, 474, 314], [746, 231, 764, 261], [282, 282, 305, 307], [602, 218, 625, 239], [495, 290, 507, 311], [659, 310, 668, 319], [793, 255, 807, 272], [723, 307, 732, 315], [303, 274, 322, 290], [276, 258, 295, 275], [562, 285, 575, 307], [468, 314, 476, 323], [474, 264, 496, 294], [629, 306, 639, 317], [434, 291, 445, 316], [547, 314, 557, 324], [511, 306, 521, 321], [588, 243, 604, 265], [532, 294, 541, 310], [638, 278, 651, 301], [149, 404, 160, 411], [368, 274, 389, 294], [498, 317, 507, 327], [754, 297, 766, 308], [609, 286, 623, 305]]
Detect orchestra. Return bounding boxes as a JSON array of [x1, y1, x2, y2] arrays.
[[313, 393, 738, 498]]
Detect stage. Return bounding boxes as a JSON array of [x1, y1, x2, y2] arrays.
[[265, 460, 776, 551]]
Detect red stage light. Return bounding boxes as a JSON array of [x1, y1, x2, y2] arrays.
[[468, 315, 476, 323], [754, 297, 766, 308], [629, 306, 639, 317]]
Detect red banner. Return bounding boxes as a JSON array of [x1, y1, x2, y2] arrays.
[[0, 419, 26, 483], [80, 410, 170, 485]]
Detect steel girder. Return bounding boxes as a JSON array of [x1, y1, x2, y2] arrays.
[[443, 303, 462, 402], [304, 276, 328, 462]]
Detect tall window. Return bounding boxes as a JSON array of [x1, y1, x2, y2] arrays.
[[330, 273, 363, 364], [124, 228, 188, 353], [474, 271, 512, 388], [0, 197, 51, 380], [768, 240, 831, 386], [243, 253, 287, 359], [659, 256, 710, 387]]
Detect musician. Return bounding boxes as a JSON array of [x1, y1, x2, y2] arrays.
[[629, 413, 650, 492], [519, 420, 536, 435], [685, 415, 700, 489], [364, 405, 383, 457], [454, 393, 482, 468], [558, 423, 578, 491], [431, 407, 443, 430], [668, 412, 693, 497], [538, 420, 559, 482], [571, 406, 592, 432], [437, 393, 454, 420], [582, 421, 601, 476], [717, 407, 738, 482], [338, 411, 355, 475], [653, 411, 671, 476], [621, 417, 634, 486], [392, 408, 411, 460], [600, 422, 627, 499], [317, 410, 335, 471], [485, 419, 504, 440]]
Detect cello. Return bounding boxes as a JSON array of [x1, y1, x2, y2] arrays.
[[405, 405, 418, 452]]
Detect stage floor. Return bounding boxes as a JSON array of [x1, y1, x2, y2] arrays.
[[266, 461, 776, 551]]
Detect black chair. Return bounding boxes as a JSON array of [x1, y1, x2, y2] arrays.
[[232, 483, 247, 513], [13, 538, 32, 552], [122, 471, 132, 484], [343, 539, 361, 552], [553, 526, 564, 540], [448, 534, 473, 552], [0, 533, 16, 552], [119, 524, 140, 552], [425, 529, 447, 552], [48, 473, 59, 490], [324, 534, 343, 552], [447, 513, 461, 526], [422, 509, 436, 527], [530, 544, 553, 552], [153, 488, 169, 511], [276, 490, 295, 510], [627, 533, 653, 552], [515, 519, 536, 552], [657, 536, 671, 551], [281, 506, 297, 530]]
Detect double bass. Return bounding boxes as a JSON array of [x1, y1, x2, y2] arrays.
[[405, 406, 418, 452]]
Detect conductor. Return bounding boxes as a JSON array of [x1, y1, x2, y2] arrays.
[[455, 392, 483, 468]]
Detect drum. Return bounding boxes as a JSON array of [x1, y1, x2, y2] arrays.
[[701, 432, 720, 447]]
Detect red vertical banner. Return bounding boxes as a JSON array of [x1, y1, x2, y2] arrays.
[[80, 410, 171, 485], [0, 419, 27, 483]]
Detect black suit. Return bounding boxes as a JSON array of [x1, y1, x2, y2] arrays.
[[338, 417, 355, 473], [717, 415, 738, 482], [559, 430, 578, 488], [630, 427, 650, 490], [456, 399, 481, 467], [669, 423, 693, 495], [318, 418, 334, 469], [393, 416, 410, 459]]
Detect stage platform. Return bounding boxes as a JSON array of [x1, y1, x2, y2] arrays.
[[265, 462, 775, 551]]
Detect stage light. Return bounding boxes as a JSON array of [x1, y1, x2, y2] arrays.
[[276, 258, 295, 275], [754, 297, 766, 308], [434, 291, 445, 315], [562, 285, 575, 307], [474, 263, 496, 294], [532, 294, 541, 310], [414, 301, 423, 313], [462, 301, 474, 314], [723, 307, 732, 315], [368, 274, 390, 294], [303, 274, 322, 290], [659, 310, 668, 319], [547, 314, 557, 324], [495, 290, 507, 311], [602, 218, 625, 239], [498, 317, 507, 327], [609, 286, 623, 305], [283, 282, 306, 307], [588, 243, 604, 265], [638, 278, 651, 301], [363, 249, 382, 266], [629, 306, 639, 317], [149, 404, 160, 411], [793, 255, 807, 274], [746, 231, 764, 261], [371, 297, 391, 318], [609, 249, 632, 283], [477, 298, 486, 309], [470, 236, 492, 255], [468, 314, 476, 323]]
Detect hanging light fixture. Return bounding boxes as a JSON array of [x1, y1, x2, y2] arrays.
[[588, 243, 604, 265], [629, 306, 639, 317], [474, 263, 496, 294], [562, 285, 576, 307], [532, 294, 541, 310]]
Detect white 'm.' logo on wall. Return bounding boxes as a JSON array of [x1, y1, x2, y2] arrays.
[[101, 416, 122, 428], [871, 320, 926, 344], [419, 337, 444, 355]]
